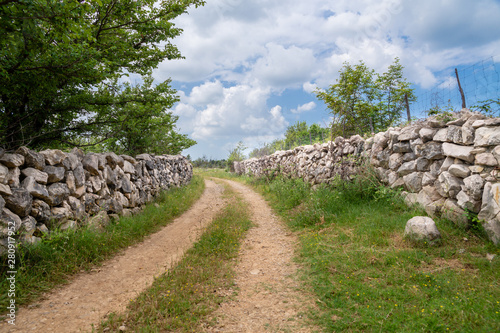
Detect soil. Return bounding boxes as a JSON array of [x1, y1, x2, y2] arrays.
[[1, 178, 316, 333]]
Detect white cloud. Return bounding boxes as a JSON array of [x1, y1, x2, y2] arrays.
[[188, 80, 224, 106], [159, 0, 500, 159], [437, 76, 458, 90], [291, 102, 317, 114], [303, 82, 318, 93], [252, 43, 317, 89], [179, 83, 289, 142]]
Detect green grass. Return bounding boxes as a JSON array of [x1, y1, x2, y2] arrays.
[[194, 167, 242, 180], [96, 182, 252, 332], [0, 176, 205, 314], [231, 171, 500, 332]]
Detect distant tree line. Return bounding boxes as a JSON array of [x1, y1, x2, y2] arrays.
[[190, 155, 227, 169], [248, 121, 330, 158]]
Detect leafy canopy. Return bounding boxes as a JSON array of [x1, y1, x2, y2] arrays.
[[0, 0, 204, 153], [248, 121, 330, 159], [227, 141, 247, 172], [316, 58, 415, 138]]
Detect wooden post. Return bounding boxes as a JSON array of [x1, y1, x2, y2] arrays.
[[455, 68, 466, 109], [405, 93, 411, 123]]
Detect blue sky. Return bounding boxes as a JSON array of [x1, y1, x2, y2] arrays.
[[150, 0, 500, 160]]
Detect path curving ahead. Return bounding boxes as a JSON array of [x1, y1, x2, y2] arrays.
[[1, 180, 226, 333], [202, 179, 316, 332]]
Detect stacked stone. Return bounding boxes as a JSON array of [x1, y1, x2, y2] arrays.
[[0, 147, 193, 253], [366, 109, 500, 244], [235, 135, 365, 184], [235, 109, 500, 244]]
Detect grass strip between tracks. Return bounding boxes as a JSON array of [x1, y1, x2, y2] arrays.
[[97, 180, 252, 332]]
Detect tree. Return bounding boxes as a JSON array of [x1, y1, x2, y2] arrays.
[[90, 76, 196, 156], [0, 0, 203, 151], [285, 121, 309, 148], [316, 58, 415, 138], [315, 61, 376, 138], [375, 57, 415, 127], [227, 141, 246, 172]]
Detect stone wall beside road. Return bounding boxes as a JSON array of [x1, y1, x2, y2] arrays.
[[0, 148, 192, 253], [235, 110, 500, 245]]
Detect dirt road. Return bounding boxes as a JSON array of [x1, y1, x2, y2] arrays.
[[2, 178, 315, 332], [203, 179, 316, 332], [1, 180, 226, 333]]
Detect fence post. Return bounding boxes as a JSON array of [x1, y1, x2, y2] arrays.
[[455, 68, 467, 109], [405, 93, 411, 123]]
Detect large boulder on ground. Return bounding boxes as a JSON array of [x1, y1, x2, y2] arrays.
[[404, 216, 441, 241]]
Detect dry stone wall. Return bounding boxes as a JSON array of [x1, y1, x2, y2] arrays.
[[235, 110, 500, 245], [0, 147, 192, 253]]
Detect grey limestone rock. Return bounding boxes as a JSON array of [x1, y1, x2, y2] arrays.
[[404, 216, 441, 241], [22, 176, 50, 201], [403, 172, 423, 193], [475, 153, 497, 166], [0, 164, 8, 184], [0, 153, 24, 168], [31, 200, 52, 223], [0, 208, 22, 237], [82, 154, 100, 176], [5, 187, 32, 217], [474, 126, 500, 146], [438, 171, 463, 199], [46, 183, 70, 206], [448, 164, 470, 179], [17, 147, 45, 170], [442, 143, 474, 163], [415, 141, 444, 160], [40, 149, 67, 166], [419, 127, 437, 142], [22, 167, 49, 184], [0, 183, 12, 196], [44, 165, 66, 183], [20, 216, 37, 236]]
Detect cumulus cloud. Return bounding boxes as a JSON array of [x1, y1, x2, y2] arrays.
[[158, 0, 500, 158], [177, 83, 288, 142], [252, 43, 317, 89], [291, 102, 317, 114], [188, 80, 224, 106]]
